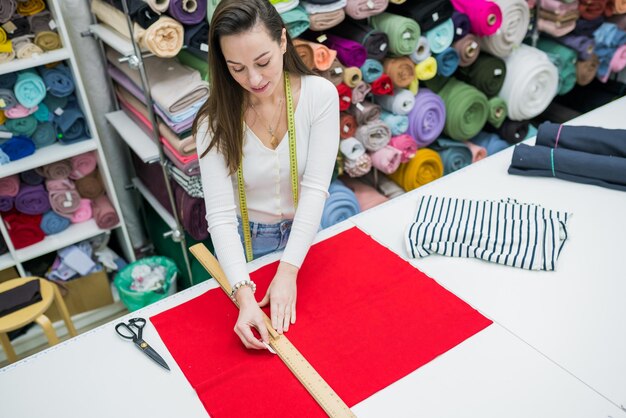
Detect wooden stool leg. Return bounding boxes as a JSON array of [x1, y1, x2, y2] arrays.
[[51, 282, 77, 337], [0, 332, 18, 363], [35, 315, 60, 346]]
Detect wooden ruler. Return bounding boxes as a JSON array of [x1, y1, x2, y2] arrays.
[[189, 243, 355, 418]]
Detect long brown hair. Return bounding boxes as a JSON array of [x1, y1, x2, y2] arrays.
[[193, 0, 314, 174]]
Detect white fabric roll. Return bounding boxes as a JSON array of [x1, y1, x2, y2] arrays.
[[479, 0, 530, 58], [499, 44, 559, 121], [375, 88, 416, 116], [339, 136, 366, 159], [301, 0, 347, 13], [410, 36, 431, 63], [273, 0, 300, 13]]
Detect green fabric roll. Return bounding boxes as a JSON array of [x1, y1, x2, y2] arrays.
[[32, 121, 57, 148], [487, 96, 507, 129], [438, 77, 489, 141], [455, 53, 506, 97], [43, 94, 68, 111], [280, 5, 310, 39], [5, 115, 38, 137], [536, 38, 577, 96], [178, 49, 209, 81], [370, 13, 421, 57], [422, 74, 449, 93], [429, 138, 473, 175], [207, 0, 221, 23]]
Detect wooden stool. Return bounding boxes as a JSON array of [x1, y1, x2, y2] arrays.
[[0, 277, 77, 364]]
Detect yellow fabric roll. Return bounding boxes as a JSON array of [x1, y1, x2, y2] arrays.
[[343, 66, 363, 88], [415, 56, 438, 81], [0, 27, 8, 45], [17, 0, 45, 16], [408, 75, 419, 95], [0, 110, 6, 125], [34, 31, 61, 51], [388, 148, 443, 191], [0, 40, 11, 54]]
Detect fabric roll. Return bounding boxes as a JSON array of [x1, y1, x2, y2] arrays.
[[453, 33, 480, 67], [339, 136, 366, 159], [31, 122, 57, 148], [407, 88, 446, 147], [6, 16, 30, 39], [425, 18, 455, 54], [466, 141, 487, 162], [572, 15, 604, 37], [34, 31, 61, 51], [360, 59, 384, 83], [308, 9, 346, 31], [38, 64, 75, 97], [452, 11, 471, 41], [455, 53, 506, 96], [430, 138, 473, 174], [361, 170, 405, 198], [168, 0, 207, 24], [375, 88, 415, 115], [370, 12, 421, 56], [0, 135, 36, 161], [55, 99, 90, 143], [469, 131, 510, 155], [329, 18, 390, 60], [537, 15, 578, 38], [34, 103, 50, 122], [4, 104, 37, 119], [0, 148, 9, 164], [606, 0, 626, 14], [370, 145, 403, 174], [336, 83, 352, 111], [344, 0, 388, 19], [355, 119, 392, 151], [536, 38, 577, 95], [343, 66, 363, 88], [380, 110, 410, 135], [0, 1, 17, 24], [320, 180, 360, 228], [14, 35, 43, 60], [293, 39, 337, 71], [485, 117, 529, 144], [69, 151, 98, 180], [415, 56, 438, 80], [387, 0, 454, 33], [593, 23, 626, 82], [281, 5, 310, 38], [410, 36, 431, 63], [597, 43, 626, 83], [0, 174, 20, 196], [272, 0, 299, 13], [0, 88, 18, 110], [4, 115, 37, 137], [370, 73, 394, 95], [178, 50, 208, 81], [173, 182, 208, 240], [535, 122, 626, 157], [499, 44, 558, 121], [339, 177, 388, 211], [349, 100, 381, 125], [15, 183, 50, 215], [3, 211, 44, 249], [302, 0, 347, 13], [339, 113, 357, 139], [556, 35, 596, 61], [0, 195, 13, 212], [326, 34, 368, 67], [541, 0, 579, 14], [388, 148, 444, 191], [438, 77, 489, 141], [37, 160, 72, 180], [487, 97, 508, 128], [46, 179, 81, 217], [207, 0, 220, 21], [509, 143, 626, 191], [41, 210, 71, 234], [578, 0, 608, 19], [293, 39, 315, 69], [28, 11, 52, 33], [183, 21, 209, 58], [320, 59, 343, 86], [75, 170, 105, 200], [92, 194, 120, 229], [343, 152, 373, 177], [450, 0, 503, 36], [479, 0, 529, 57], [389, 133, 418, 162], [434, 47, 460, 76], [383, 56, 416, 88], [17, 0, 45, 16], [351, 81, 371, 103], [0, 72, 17, 90], [20, 169, 44, 186], [14, 71, 46, 108], [42, 93, 68, 112]]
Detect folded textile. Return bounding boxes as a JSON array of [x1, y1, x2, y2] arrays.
[[479, 0, 529, 57], [380, 110, 410, 135], [452, 11, 471, 41], [469, 131, 509, 155], [606, 0, 626, 14], [163, 142, 200, 175], [370, 73, 394, 95], [339, 112, 357, 139], [0, 148, 11, 164], [453, 34, 480, 67], [272, 0, 299, 13], [407, 88, 446, 147], [509, 143, 626, 191], [3, 211, 44, 249], [466, 141, 487, 162], [388, 0, 454, 33], [0, 135, 35, 161], [28, 11, 53, 33], [487, 96, 508, 128], [361, 170, 405, 198], [166, 162, 203, 199], [69, 151, 98, 180], [5, 16, 30, 39], [426, 18, 455, 54], [344, 0, 388, 19], [4, 115, 37, 137], [370, 12, 421, 56], [15, 183, 50, 215], [435, 46, 460, 76], [578, 0, 607, 19], [360, 59, 384, 83], [0, 88, 18, 110], [0, 174, 20, 196], [450, 0, 503, 36], [348, 100, 381, 125], [343, 67, 363, 88], [40, 210, 71, 234], [351, 81, 370, 103], [343, 152, 373, 177], [0, 195, 13, 211], [55, 99, 90, 143], [329, 18, 389, 60], [556, 35, 595, 61], [355, 119, 392, 151], [177, 49, 208, 81], [0, 1, 16, 24], [537, 15, 577, 37], [430, 138, 472, 174], [12, 35, 43, 59], [292, 39, 337, 71], [535, 122, 626, 157], [375, 88, 415, 115], [410, 36, 431, 63], [4, 104, 38, 119], [536, 38, 577, 95], [389, 133, 418, 162], [598, 44, 626, 82], [370, 145, 403, 174], [388, 148, 444, 191], [281, 5, 310, 38], [20, 169, 44, 186], [485, 117, 530, 143], [339, 176, 388, 211], [42, 93, 68, 111], [456, 52, 506, 96], [70, 198, 92, 223], [383, 56, 415, 88], [32, 121, 56, 149], [14, 71, 46, 108], [439, 78, 489, 141], [173, 181, 208, 240], [183, 21, 209, 58], [541, 0, 579, 14], [320, 180, 360, 228], [75, 170, 105, 200], [406, 195, 571, 270], [92, 194, 119, 229], [37, 159, 72, 180], [168, 0, 207, 24], [308, 8, 346, 31]]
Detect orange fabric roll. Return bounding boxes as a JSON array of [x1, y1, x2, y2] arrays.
[[383, 56, 415, 88]]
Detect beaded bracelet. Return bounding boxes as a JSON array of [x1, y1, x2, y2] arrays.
[[230, 279, 257, 302]]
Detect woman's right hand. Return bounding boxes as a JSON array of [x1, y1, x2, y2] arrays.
[[234, 286, 270, 350]]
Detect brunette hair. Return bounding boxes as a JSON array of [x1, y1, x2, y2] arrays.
[[193, 0, 313, 174]]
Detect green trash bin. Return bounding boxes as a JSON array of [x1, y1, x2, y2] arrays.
[[114, 256, 178, 312]]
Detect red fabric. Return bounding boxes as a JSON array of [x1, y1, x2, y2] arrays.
[[370, 73, 394, 96], [339, 112, 357, 139], [336, 82, 352, 111], [3, 210, 44, 249], [151, 227, 492, 417]]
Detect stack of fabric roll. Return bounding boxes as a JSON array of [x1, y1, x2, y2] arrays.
[[0, 62, 91, 165], [0, 151, 119, 249], [0, 0, 63, 64]]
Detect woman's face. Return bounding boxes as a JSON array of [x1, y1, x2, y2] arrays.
[[220, 22, 286, 99]]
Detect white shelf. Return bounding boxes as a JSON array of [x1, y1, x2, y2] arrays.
[[0, 253, 15, 271], [89, 24, 135, 57], [132, 177, 177, 231], [0, 48, 72, 76], [105, 110, 159, 163], [0, 139, 98, 179], [15, 219, 116, 262]]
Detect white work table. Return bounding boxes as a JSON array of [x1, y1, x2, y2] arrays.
[[1, 99, 625, 417]]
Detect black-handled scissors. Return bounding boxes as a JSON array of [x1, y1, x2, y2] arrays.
[[115, 317, 170, 371]]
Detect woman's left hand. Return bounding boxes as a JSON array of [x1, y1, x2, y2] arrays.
[[259, 261, 298, 334]]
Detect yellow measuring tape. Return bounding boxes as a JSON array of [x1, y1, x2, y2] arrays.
[[189, 243, 355, 417], [238, 71, 299, 262]]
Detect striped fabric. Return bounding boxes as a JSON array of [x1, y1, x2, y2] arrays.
[[166, 162, 203, 198], [405, 195, 571, 271]]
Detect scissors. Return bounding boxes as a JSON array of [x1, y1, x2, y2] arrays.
[[115, 317, 170, 371]]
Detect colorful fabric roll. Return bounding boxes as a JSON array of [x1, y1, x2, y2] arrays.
[[339, 113, 357, 139], [387, 0, 454, 32], [339, 177, 388, 211], [351, 81, 371, 103], [324, 58, 345, 85], [536, 122, 626, 157], [69, 198, 92, 223], [388, 148, 444, 191], [594, 23, 626, 82], [499, 44, 558, 121], [40, 210, 71, 234], [37, 160, 72, 180], [0, 174, 20, 196], [69, 151, 98, 180], [455, 53, 506, 96], [485, 117, 529, 144], [434, 47, 460, 76], [370, 145, 403, 174], [452, 11, 471, 41], [536, 38, 577, 95], [92, 194, 120, 229], [183, 21, 209, 58], [410, 36, 431, 63], [0, 1, 17, 24], [14, 71, 46, 108], [339, 136, 366, 160], [599, 44, 626, 83], [4, 115, 37, 137], [326, 34, 368, 67], [168, 0, 207, 24], [272, 0, 299, 13], [360, 59, 384, 83], [3, 211, 44, 249], [425, 18, 455, 54], [281, 5, 310, 38], [537, 12, 579, 38], [556, 35, 596, 61], [15, 183, 50, 215], [34, 31, 61, 51], [606, 0, 626, 14], [0, 195, 13, 211], [302, 0, 347, 14], [46, 179, 81, 217], [578, 0, 608, 19], [438, 77, 489, 141], [466, 141, 487, 162], [33, 102, 49, 122], [320, 180, 360, 228], [31, 122, 57, 148], [453, 34, 480, 67], [380, 110, 410, 135], [344, 0, 389, 19], [430, 138, 473, 174], [293, 39, 337, 71], [336, 82, 352, 111], [343, 66, 363, 88], [177, 50, 208, 81], [370, 73, 394, 95], [75, 169, 105, 199], [329, 18, 389, 60], [0, 148, 9, 164], [355, 119, 392, 151], [55, 99, 90, 143], [0, 88, 18, 110], [383, 56, 415, 88], [172, 182, 208, 240], [17, 0, 45, 16], [4, 104, 38, 119], [20, 169, 44, 186], [344, 152, 372, 177], [6, 16, 30, 39], [42, 93, 68, 112], [469, 131, 510, 155], [307, 9, 346, 31], [415, 56, 438, 80], [14, 36, 43, 60], [349, 100, 381, 125], [479, 0, 529, 57], [38, 64, 75, 97], [450, 0, 503, 36], [375, 88, 415, 115], [389, 133, 418, 162], [572, 15, 604, 37], [370, 12, 421, 56], [487, 97, 508, 129], [0, 135, 35, 161], [407, 88, 446, 147], [0, 72, 17, 90]]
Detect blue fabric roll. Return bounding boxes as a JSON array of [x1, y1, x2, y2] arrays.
[[558, 35, 596, 61], [425, 18, 455, 54], [593, 23, 626, 80], [321, 180, 360, 229], [380, 110, 409, 135], [0, 149, 9, 165], [40, 210, 71, 235], [509, 144, 626, 192], [0, 135, 36, 161], [435, 47, 460, 77], [281, 5, 310, 38], [55, 99, 90, 143], [430, 138, 472, 175], [0, 88, 18, 110], [452, 11, 471, 42], [469, 131, 509, 155], [14, 71, 47, 108], [32, 122, 57, 148], [37, 64, 75, 98], [536, 122, 626, 157], [33, 102, 50, 123], [0, 195, 14, 212], [0, 72, 17, 90], [361, 59, 384, 83]]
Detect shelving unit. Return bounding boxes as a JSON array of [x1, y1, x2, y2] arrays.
[[105, 111, 159, 163], [0, 48, 71, 76]]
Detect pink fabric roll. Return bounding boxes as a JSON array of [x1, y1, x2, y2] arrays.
[[466, 141, 487, 162], [4, 104, 38, 119], [537, 18, 576, 37], [340, 177, 389, 211], [598, 44, 626, 83], [344, 153, 372, 177], [345, 0, 389, 19], [351, 81, 372, 103], [46, 179, 81, 217], [369, 145, 403, 174], [92, 194, 119, 229], [540, 0, 579, 14], [36, 160, 72, 180], [388, 134, 418, 163], [69, 151, 98, 180], [70, 198, 93, 223], [0, 175, 20, 197], [450, 0, 503, 36]]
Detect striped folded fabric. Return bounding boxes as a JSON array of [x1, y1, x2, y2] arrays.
[[405, 195, 571, 271]]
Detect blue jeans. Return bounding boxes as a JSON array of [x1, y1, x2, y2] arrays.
[[237, 218, 293, 260]]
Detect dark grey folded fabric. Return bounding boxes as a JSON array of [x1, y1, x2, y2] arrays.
[[0, 280, 43, 318], [536, 122, 626, 158]]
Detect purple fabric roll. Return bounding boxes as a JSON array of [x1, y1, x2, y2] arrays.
[[0, 196, 14, 212], [558, 35, 596, 61], [15, 184, 51, 215], [325, 34, 368, 67], [167, 0, 207, 25], [20, 169, 45, 186], [407, 88, 446, 147], [173, 181, 208, 241], [452, 11, 471, 41], [572, 16, 605, 37]]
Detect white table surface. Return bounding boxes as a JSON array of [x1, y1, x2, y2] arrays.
[[2, 100, 626, 417]]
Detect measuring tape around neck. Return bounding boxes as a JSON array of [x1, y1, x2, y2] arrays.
[[238, 71, 299, 262]]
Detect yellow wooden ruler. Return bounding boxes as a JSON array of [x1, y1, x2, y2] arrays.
[[189, 243, 356, 418]]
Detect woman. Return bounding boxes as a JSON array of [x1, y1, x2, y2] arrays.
[[193, 0, 339, 350]]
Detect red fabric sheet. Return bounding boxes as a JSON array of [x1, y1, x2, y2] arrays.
[[151, 227, 492, 417]]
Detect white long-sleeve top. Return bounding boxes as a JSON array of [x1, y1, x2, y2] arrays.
[[196, 75, 340, 286]]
